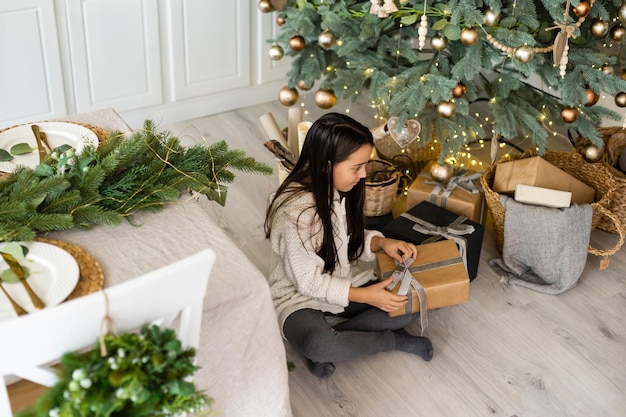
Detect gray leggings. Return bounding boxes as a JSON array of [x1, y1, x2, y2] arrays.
[[283, 299, 420, 363]]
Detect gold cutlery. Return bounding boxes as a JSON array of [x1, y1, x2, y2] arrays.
[[1, 253, 45, 309], [0, 281, 27, 316], [31, 124, 47, 163], [39, 131, 53, 152]]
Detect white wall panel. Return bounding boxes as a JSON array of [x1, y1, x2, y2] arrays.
[[166, 0, 250, 100], [65, 0, 162, 112], [0, 0, 66, 126]]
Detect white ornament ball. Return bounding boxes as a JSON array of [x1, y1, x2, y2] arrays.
[[430, 162, 454, 183]]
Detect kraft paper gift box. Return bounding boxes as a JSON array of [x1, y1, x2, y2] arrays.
[[382, 201, 484, 280], [406, 162, 486, 223], [492, 156, 595, 204], [375, 239, 470, 318]]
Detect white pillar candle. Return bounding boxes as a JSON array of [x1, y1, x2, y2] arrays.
[[297, 121, 313, 155], [287, 108, 302, 157], [259, 112, 288, 148]]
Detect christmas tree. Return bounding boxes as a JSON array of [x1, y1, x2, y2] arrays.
[[260, 0, 626, 163]]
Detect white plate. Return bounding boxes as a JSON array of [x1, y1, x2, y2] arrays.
[[0, 122, 99, 173], [0, 242, 80, 321]]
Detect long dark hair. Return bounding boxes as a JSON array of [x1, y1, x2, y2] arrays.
[[264, 112, 373, 274]]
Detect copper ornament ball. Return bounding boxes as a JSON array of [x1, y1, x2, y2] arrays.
[[268, 44, 284, 61], [297, 80, 312, 91], [257, 0, 274, 13], [289, 35, 306, 51], [437, 101, 456, 118], [560, 106, 578, 123], [584, 87, 600, 106], [621, 69, 626, 81], [318, 30, 336, 49], [276, 15, 286, 26], [278, 86, 299, 106], [314, 89, 337, 109], [460, 27, 479, 46], [452, 82, 467, 98], [615, 92, 626, 108], [581, 144, 604, 162], [430, 162, 454, 183], [610, 25, 626, 42], [591, 20, 609, 37], [573, 0, 591, 17]]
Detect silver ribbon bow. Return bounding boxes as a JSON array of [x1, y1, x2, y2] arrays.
[[384, 255, 428, 335], [401, 212, 474, 272], [424, 168, 482, 206]]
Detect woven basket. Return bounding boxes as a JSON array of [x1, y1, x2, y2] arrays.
[[365, 159, 400, 217], [374, 134, 442, 175], [575, 127, 626, 235], [480, 150, 625, 257]]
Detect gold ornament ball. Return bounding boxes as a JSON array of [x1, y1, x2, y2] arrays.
[[257, 0, 274, 13], [452, 82, 467, 98], [514, 45, 534, 63], [610, 25, 626, 42], [431, 35, 448, 51], [619, 4, 626, 25], [268, 44, 284, 61], [297, 80, 313, 91], [430, 162, 454, 183], [573, 0, 591, 17], [581, 144, 604, 162], [621, 69, 626, 81], [278, 86, 299, 106], [289, 35, 306, 51], [615, 92, 626, 108], [591, 20, 609, 37], [318, 30, 336, 49], [276, 15, 286, 26], [460, 27, 479, 46], [483, 10, 500, 27], [584, 87, 600, 106], [437, 101, 456, 118], [560, 106, 578, 123], [314, 89, 337, 109]]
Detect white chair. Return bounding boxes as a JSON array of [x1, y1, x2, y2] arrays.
[[0, 248, 215, 416]]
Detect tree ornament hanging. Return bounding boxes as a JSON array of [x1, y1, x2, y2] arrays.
[[318, 30, 336, 49], [268, 44, 284, 60], [591, 19, 609, 37], [514, 45, 535, 63], [483, 10, 500, 27], [369, 0, 398, 18], [581, 144, 604, 162], [615, 92, 626, 107], [610, 24, 626, 42], [289, 35, 306, 51], [418, 13, 428, 50], [314, 88, 337, 109], [618, 4, 626, 24], [452, 82, 467, 98], [258, 0, 274, 13], [560, 106, 579, 123], [297, 80, 312, 91], [431, 35, 448, 51], [387, 117, 421, 148], [622, 69, 626, 80], [549, 0, 579, 78], [430, 162, 454, 183], [276, 15, 286, 26], [573, 0, 591, 17], [437, 101, 456, 118], [460, 27, 479, 46], [585, 87, 600, 106], [278, 86, 299, 106]]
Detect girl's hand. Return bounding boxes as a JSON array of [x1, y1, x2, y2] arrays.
[[372, 237, 417, 263], [348, 278, 408, 312]]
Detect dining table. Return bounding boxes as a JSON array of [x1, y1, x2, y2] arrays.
[[3, 109, 293, 417]]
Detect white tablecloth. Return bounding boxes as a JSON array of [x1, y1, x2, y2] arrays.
[[41, 109, 293, 417]]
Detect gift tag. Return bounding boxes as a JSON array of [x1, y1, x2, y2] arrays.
[[387, 117, 421, 148]]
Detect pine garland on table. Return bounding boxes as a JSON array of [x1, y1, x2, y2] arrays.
[[0, 120, 273, 242]]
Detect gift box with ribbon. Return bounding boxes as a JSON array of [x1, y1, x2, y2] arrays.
[[382, 200, 484, 280], [406, 161, 486, 223], [375, 239, 470, 323]]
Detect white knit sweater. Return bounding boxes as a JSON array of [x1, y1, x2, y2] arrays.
[[268, 189, 383, 334]]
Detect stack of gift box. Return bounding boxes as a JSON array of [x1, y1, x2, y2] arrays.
[[375, 154, 595, 320]]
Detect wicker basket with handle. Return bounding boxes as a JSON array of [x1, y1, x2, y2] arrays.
[[364, 159, 400, 217], [480, 149, 624, 258]]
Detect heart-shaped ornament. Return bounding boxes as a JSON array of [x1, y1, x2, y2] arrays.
[[387, 117, 421, 148]]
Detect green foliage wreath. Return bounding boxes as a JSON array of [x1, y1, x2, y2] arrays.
[[0, 120, 272, 242]]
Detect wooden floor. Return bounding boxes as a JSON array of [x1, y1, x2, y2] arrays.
[[163, 97, 625, 417]]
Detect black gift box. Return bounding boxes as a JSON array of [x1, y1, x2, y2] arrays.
[[366, 212, 394, 232], [382, 201, 484, 280]]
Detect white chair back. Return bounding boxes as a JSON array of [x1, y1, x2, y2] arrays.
[[0, 248, 215, 416]]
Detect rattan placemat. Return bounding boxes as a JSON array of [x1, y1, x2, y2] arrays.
[[35, 237, 104, 301]]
